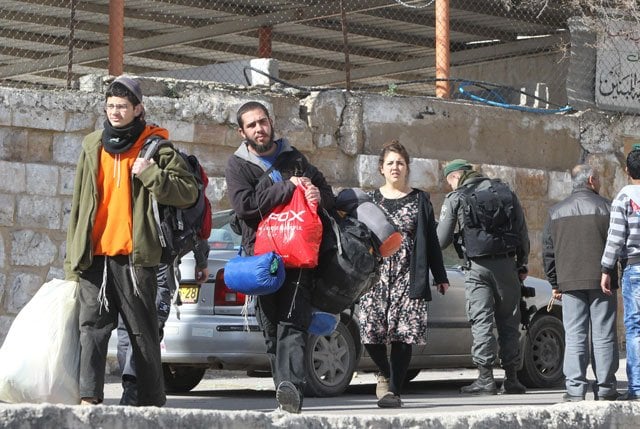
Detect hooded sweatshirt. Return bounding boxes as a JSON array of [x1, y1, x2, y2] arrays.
[[64, 125, 199, 281], [601, 184, 640, 273]]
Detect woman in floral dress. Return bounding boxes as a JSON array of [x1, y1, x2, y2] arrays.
[[359, 140, 449, 408]]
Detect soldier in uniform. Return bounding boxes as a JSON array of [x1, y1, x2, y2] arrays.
[[437, 159, 530, 395]]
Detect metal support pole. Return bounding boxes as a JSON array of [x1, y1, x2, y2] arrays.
[[66, 0, 77, 89], [109, 0, 125, 76], [340, 0, 351, 91], [435, 0, 450, 98], [258, 26, 272, 58]]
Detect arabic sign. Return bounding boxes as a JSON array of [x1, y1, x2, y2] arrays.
[[596, 20, 640, 113]]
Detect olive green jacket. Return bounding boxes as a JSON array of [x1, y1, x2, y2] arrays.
[[64, 127, 199, 281]]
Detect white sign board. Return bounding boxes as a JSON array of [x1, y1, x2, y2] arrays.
[[596, 20, 640, 113]]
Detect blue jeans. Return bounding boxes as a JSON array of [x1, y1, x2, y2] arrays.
[[561, 289, 618, 398], [623, 265, 640, 395]]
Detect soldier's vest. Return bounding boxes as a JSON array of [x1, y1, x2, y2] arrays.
[[459, 178, 520, 258]]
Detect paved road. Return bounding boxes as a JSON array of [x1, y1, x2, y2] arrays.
[[102, 361, 629, 416]]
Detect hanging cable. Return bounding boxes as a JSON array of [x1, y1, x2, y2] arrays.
[[393, 0, 436, 9], [242, 66, 573, 114]]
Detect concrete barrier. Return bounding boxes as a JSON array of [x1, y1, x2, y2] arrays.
[[0, 401, 638, 429]]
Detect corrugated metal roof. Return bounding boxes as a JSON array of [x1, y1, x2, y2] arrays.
[[0, 0, 572, 92]]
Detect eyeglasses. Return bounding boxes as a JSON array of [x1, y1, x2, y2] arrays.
[[105, 103, 131, 112]]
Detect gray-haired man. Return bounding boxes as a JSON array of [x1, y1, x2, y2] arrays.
[[543, 164, 619, 402]]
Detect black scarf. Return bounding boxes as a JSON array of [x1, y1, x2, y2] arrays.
[[101, 116, 146, 154]]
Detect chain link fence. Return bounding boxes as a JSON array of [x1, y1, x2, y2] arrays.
[[0, 1, 638, 114]]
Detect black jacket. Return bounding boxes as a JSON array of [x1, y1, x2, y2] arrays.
[[410, 191, 449, 300], [225, 138, 335, 255], [542, 186, 617, 291]]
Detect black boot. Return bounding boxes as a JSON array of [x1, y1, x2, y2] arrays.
[[460, 366, 497, 395], [500, 366, 526, 394], [119, 375, 138, 406]]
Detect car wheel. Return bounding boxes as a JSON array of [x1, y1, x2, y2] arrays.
[[518, 314, 565, 388], [162, 364, 206, 393], [303, 321, 357, 397]]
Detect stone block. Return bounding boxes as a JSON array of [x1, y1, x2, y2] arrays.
[[0, 194, 14, 227], [11, 230, 57, 267], [521, 198, 549, 230], [408, 158, 440, 192], [0, 232, 4, 269], [249, 58, 279, 87], [26, 164, 59, 196], [338, 95, 363, 156], [0, 161, 26, 193], [17, 196, 62, 229], [192, 146, 235, 177], [13, 106, 66, 132], [306, 149, 353, 188], [47, 266, 65, 282], [303, 91, 345, 134], [0, 104, 11, 126], [314, 133, 336, 149], [66, 111, 98, 132], [53, 133, 84, 165], [356, 155, 384, 189], [164, 119, 195, 142], [26, 130, 53, 163], [60, 166, 76, 196], [514, 168, 548, 198], [6, 272, 42, 314], [548, 170, 571, 202], [193, 123, 233, 146], [0, 128, 29, 162], [480, 165, 517, 189], [0, 314, 11, 346], [284, 127, 314, 152]]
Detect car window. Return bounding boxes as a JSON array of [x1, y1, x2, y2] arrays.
[[211, 210, 242, 250]]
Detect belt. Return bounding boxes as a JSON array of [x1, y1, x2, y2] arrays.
[[625, 255, 640, 266], [471, 251, 516, 260]]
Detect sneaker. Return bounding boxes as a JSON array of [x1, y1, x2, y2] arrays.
[[377, 392, 402, 408], [376, 374, 390, 400], [80, 397, 102, 405], [119, 377, 138, 406], [595, 391, 620, 401], [276, 381, 302, 414], [562, 393, 585, 402]]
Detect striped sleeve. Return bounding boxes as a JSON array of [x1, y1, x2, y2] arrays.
[[601, 192, 632, 271]]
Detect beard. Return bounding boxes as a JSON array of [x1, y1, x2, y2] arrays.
[[247, 133, 275, 154]]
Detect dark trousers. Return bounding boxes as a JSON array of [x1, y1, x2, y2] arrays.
[[117, 263, 176, 379], [255, 268, 313, 393], [464, 256, 522, 369], [78, 255, 166, 406]]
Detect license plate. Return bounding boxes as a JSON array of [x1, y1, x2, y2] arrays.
[[178, 285, 199, 304]]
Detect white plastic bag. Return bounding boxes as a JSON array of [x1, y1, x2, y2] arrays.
[[0, 278, 80, 404]]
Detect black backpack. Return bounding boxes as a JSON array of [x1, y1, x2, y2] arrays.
[[311, 210, 381, 314], [141, 137, 213, 264], [458, 178, 520, 258]]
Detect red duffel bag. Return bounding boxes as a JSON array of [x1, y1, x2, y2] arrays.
[[254, 184, 323, 268]]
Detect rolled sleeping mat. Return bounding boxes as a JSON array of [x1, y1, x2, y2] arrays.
[[335, 188, 372, 213], [354, 201, 402, 257]]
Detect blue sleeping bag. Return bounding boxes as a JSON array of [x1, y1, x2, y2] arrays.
[[224, 250, 285, 295]]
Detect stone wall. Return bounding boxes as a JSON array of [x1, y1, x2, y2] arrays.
[[0, 75, 639, 340]]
